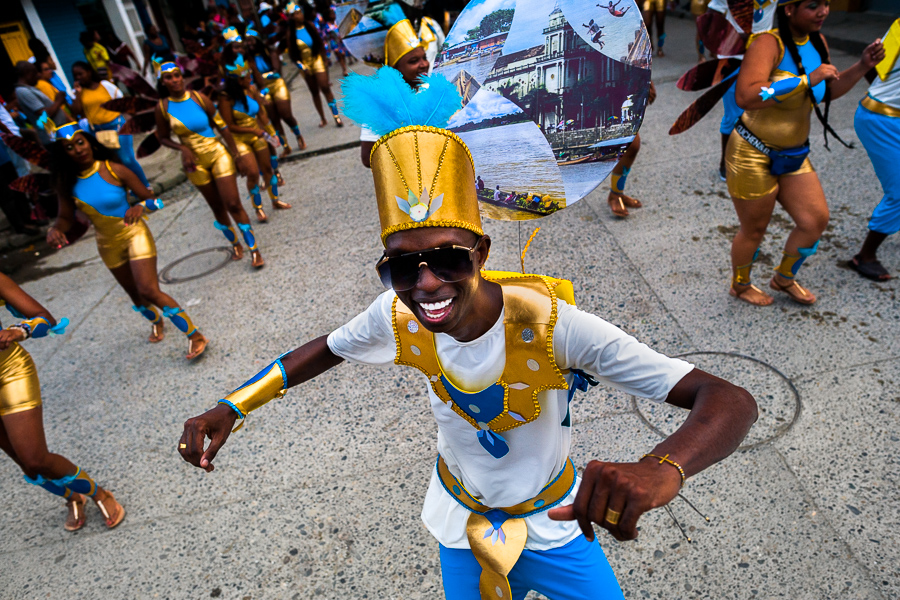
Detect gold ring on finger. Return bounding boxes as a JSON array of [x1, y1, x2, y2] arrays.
[[605, 508, 621, 525]]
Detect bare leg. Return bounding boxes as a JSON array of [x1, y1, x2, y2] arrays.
[[254, 145, 289, 210], [655, 9, 666, 57], [770, 171, 829, 303], [109, 261, 164, 341], [857, 230, 889, 262], [214, 174, 264, 268], [730, 189, 777, 305], [304, 74, 327, 127], [240, 152, 266, 222], [263, 98, 288, 152], [337, 53, 348, 76], [315, 71, 342, 126], [719, 133, 730, 179], [1, 408, 123, 528], [196, 181, 243, 260], [643, 10, 655, 52], [1, 408, 79, 480], [130, 257, 207, 358], [608, 134, 642, 216], [274, 98, 306, 150], [694, 16, 705, 62]]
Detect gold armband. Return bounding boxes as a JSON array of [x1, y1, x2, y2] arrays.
[[218, 359, 288, 430]]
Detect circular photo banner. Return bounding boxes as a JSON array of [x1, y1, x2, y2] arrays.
[[434, 0, 651, 221]]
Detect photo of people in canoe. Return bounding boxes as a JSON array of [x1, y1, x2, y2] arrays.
[[448, 88, 566, 221]]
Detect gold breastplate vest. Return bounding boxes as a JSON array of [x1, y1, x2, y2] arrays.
[[392, 271, 575, 434]]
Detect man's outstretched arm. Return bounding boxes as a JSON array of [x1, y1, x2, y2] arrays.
[[179, 335, 344, 472], [549, 369, 757, 541]]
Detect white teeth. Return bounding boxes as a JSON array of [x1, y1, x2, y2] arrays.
[[419, 298, 452, 311]]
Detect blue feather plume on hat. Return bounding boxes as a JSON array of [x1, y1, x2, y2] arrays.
[[340, 67, 462, 137]]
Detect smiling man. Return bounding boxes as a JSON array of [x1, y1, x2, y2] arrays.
[[179, 79, 757, 599]]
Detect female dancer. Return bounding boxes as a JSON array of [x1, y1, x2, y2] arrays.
[[153, 60, 265, 268], [70, 61, 152, 193], [641, 0, 666, 57], [245, 25, 307, 155], [315, 2, 350, 77], [726, 0, 883, 306], [141, 24, 175, 77], [47, 123, 208, 358], [285, 2, 343, 128], [219, 55, 291, 223], [1, 274, 124, 530]]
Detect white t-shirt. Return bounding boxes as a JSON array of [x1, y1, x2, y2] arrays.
[[359, 126, 379, 143], [326, 291, 694, 550], [868, 24, 900, 110]]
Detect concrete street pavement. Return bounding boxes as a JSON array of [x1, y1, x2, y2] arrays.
[[1, 15, 899, 600]]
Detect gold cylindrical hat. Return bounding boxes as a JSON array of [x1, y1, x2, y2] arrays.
[[371, 125, 483, 244], [384, 19, 435, 66]]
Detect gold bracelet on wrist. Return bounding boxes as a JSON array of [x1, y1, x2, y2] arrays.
[[640, 453, 686, 488]]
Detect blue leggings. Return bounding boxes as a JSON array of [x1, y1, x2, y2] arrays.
[[439, 535, 624, 600], [116, 134, 150, 189]]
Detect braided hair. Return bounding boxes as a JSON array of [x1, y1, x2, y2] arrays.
[[776, 4, 852, 149]]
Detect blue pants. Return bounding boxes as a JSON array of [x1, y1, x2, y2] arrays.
[[439, 535, 624, 600], [855, 103, 900, 235], [94, 116, 151, 189], [720, 77, 742, 136]]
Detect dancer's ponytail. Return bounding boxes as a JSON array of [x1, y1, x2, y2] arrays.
[[776, 6, 853, 150]]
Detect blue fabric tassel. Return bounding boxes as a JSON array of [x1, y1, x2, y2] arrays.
[[563, 369, 599, 426], [477, 429, 509, 459]]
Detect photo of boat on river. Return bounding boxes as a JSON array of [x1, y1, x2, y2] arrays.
[[431, 0, 651, 219], [448, 88, 566, 221]]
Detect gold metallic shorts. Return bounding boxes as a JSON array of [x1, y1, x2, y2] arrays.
[[725, 132, 815, 201], [643, 0, 666, 11], [96, 219, 157, 269], [690, 0, 710, 15], [266, 76, 290, 102], [234, 132, 268, 157], [0, 343, 41, 417], [301, 55, 327, 75], [188, 141, 236, 187]]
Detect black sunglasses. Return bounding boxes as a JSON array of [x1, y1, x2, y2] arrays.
[[375, 242, 481, 292]]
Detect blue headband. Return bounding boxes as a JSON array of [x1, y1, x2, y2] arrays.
[[55, 122, 84, 140]]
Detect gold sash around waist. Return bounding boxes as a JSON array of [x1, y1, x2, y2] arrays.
[[437, 456, 577, 600], [861, 94, 900, 118]]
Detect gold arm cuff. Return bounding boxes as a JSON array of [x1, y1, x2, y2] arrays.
[[220, 360, 288, 418]]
